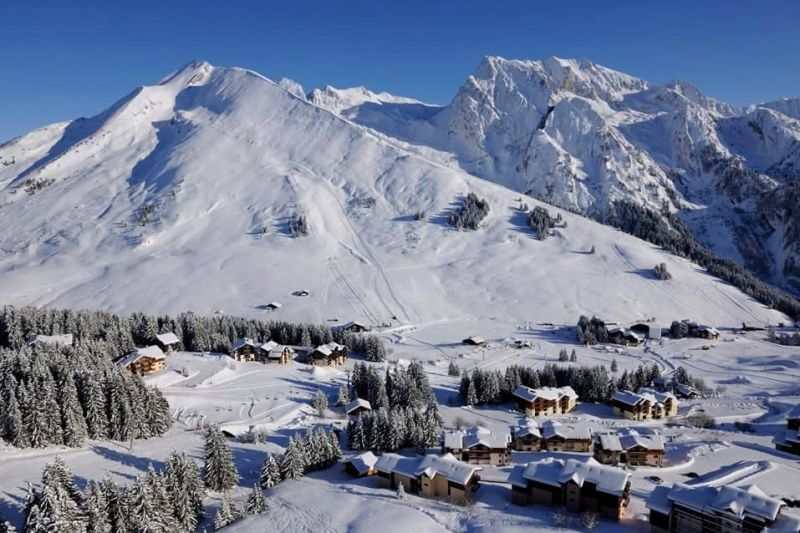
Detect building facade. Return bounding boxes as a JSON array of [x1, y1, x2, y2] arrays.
[[375, 453, 481, 504], [442, 426, 511, 466], [512, 386, 578, 416]]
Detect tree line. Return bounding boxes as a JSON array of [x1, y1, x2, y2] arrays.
[[0, 343, 170, 449], [609, 200, 800, 320], [0, 305, 386, 362]]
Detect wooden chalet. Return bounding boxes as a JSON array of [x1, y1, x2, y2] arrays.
[[117, 345, 166, 376], [345, 398, 372, 417], [335, 321, 370, 334], [509, 457, 631, 520], [256, 341, 294, 364], [646, 483, 800, 533], [344, 451, 378, 478], [777, 404, 800, 455], [375, 453, 481, 504], [306, 342, 348, 366], [608, 327, 645, 346], [462, 336, 486, 346], [512, 385, 578, 416], [230, 337, 258, 362], [674, 383, 699, 399], [512, 420, 592, 452], [155, 332, 180, 353], [265, 301, 282, 311], [594, 431, 665, 467], [610, 389, 678, 421], [441, 426, 511, 466], [630, 322, 663, 340]]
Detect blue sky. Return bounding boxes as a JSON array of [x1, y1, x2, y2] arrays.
[[1, 0, 798, 141]]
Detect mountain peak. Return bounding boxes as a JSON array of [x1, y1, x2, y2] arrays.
[[158, 60, 215, 88]]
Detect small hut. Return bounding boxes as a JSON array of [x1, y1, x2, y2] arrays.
[[155, 332, 180, 353]]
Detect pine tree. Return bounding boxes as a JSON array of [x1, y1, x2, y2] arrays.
[[447, 359, 460, 376], [244, 484, 268, 515], [396, 482, 406, 500], [558, 348, 569, 362], [58, 373, 88, 447], [213, 494, 239, 530], [3, 386, 27, 447], [81, 376, 108, 440], [165, 451, 204, 532], [280, 435, 306, 480], [259, 454, 282, 489], [336, 384, 350, 406], [84, 481, 110, 533], [347, 415, 366, 450], [327, 429, 342, 463], [610, 358, 618, 373], [569, 349, 577, 362], [203, 426, 239, 492], [100, 476, 131, 533], [313, 390, 328, 417], [465, 378, 478, 406]]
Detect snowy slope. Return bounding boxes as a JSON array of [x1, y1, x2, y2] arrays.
[[318, 56, 800, 291], [0, 60, 789, 329]]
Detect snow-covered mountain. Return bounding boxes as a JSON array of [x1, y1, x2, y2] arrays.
[[317, 56, 800, 292], [0, 59, 791, 329]]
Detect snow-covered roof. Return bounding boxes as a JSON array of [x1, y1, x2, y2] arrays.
[[155, 332, 179, 345], [375, 453, 481, 486], [513, 457, 629, 496], [260, 340, 278, 352], [231, 337, 256, 351], [613, 389, 676, 408], [608, 327, 644, 341], [312, 342, 345, 357], [442, 426, 511, 450], [463, 336, 486, 345], [514, 421, 542, 439], [345, 398, 372, 415], [611, 390, 648, 406], [674, 383, 698, 397], [345, 451, 378, 475], [116, 345, 166, 367], [540, 420, 591, 441], [336, 320, 367, 330], [26, 334, 74, 347], [267, 301, 282, 309], [598, 430, 664, 451], [652, 483, 788, 523], [512, 385, 578, 402], [787, 404, 800, 420]]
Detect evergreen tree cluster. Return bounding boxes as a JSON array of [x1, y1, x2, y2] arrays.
[[528, 206, 556, 240], [288, 215, 308, 237], [610, 200, 800, 320], [262, 427, 341, 485], [459, 363, 614, 405], [614, 363, 661, 392], [448, 193, 489, 230], [653, 263, 672, 280], [576, 315, 609, 345], [24, 452, 204, 533], [0, 343, 170, 449], [767, 329, 800, 346], [0, 305, 387, 363], [347, 361, 442, 452]]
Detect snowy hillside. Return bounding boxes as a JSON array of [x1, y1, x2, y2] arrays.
[[0, 60, 789, 330], [319, 56, 800, 292]]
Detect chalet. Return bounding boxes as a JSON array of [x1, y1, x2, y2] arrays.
[[462, 336, 486, 346], [679, 320, 721, 340], [257, 341, 294, 364], [155, 332, 180, 353], [292, 289, 311, 297], [26, 334, 74, 348], [345, 398, 372, 417], [335, 321, 370, 334], [512, 339, 533, 349], [674, 383, 699, 399], [777, 404, 800, 455], [630, 322, 663, 340], [375, 453, 481, 504], [230, 337, 258, 362], [441, 426, 512, 466], [509, 457, 631, 520], [306, 342, 348, 366], [344, 451, 378, 477], [265, 301, 282, 311], [608, 327, 645, 346], [117, 345, 166, 376], [610, 389, 678, 421], [646, 483, 800, 533], [594, 431, 665, 467], [512, 385, 578, 416]]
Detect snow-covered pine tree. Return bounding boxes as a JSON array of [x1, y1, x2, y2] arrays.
[[100, 476, 131, 533], [327, 429, 342, 463], [610, 358, 618, 373], [447, 360, 460, 376], [203, 425, 239, 492], [336, 384, 350, 406], [80, 376, 108, 440], [347, 415, 367, 451], [465, 378, 478, 406], [259, 454, 282, 489], [58, 372, 88, 447], [396, 482, 406, 501], [213, 494, 239, 530], [128, 466, 171, 533], [569, 349, 577, 363], [164, 451, 204, 531], [244, 484, 268, 515], [3, 384, 27, 447], [84, 481, 110, 533], [558, 348, 569, 362], [313, 390, 328, 417], [280, 435, 306, 480]]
